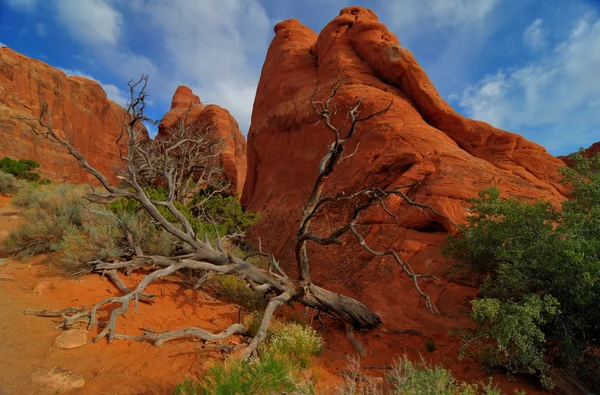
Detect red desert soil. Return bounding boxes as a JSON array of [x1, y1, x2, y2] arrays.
[[0, 197, 542, 394]]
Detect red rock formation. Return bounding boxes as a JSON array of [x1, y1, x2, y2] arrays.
[[0, 47, 142, 184], [157, 86, 247, 195], [558, 142, 600, 166], [242, 6, 569, 365]]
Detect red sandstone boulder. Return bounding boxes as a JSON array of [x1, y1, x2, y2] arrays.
[[242, 7, 569, 334], [157, 86, 247, 195], [0, 47, 144, 184]]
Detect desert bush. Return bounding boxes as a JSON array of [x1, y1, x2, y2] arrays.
[[242, 313, 323, 369], [338, 356, 511, 395], [0, 156, 41, 181], [208, 275, 266, 311], [195, 192, 260, 236], [268, 321, 323, 369], [0, 171, 21, 194], [4, 184, 86, 258], [4, 183, 176, 274], [445, 151, 600, 390], [109, 187, 259, 239], [181, 354, 309, 395]]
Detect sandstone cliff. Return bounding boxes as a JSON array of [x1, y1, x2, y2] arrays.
[[242, 7, 568, 338], [157, 86, 247, 195], [0, 47, 139, 184]]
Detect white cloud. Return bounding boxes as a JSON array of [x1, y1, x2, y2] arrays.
[[3, 0, 37, 12], [54, 0, 122, 46], [59, 67, 129, 106], [129, 0, 273, 133], [523, 18, 547, 50], [35, 23, 47, 37], [0, 42, 6, 47], [458, 14, 600, 154], [383, 0, 499, 29]]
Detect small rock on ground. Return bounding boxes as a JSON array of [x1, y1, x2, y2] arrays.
[[31, 366, 85, 393], [0, 258, 6, 266], [33, 280, 53, 295], [53, 329, 88, 349], [0, 271, 14, 281]]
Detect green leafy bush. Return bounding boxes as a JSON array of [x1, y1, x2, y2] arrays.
[[109, 187, 259, 239], [0, 156, 41, 181], [445, 152, 600, 390]]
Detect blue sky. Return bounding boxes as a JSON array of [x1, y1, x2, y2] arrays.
[[1, 0, 599, 155]]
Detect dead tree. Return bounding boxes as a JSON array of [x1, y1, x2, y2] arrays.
[[128, 104, 228, 206], [14, 74, 456, 357]]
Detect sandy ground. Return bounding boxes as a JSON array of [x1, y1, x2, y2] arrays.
[[0, 196, 542, 394]]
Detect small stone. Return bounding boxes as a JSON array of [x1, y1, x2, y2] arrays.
[[0, 258, 6, 265], [33, 280, 53, 295], [31, 366, 85, 392], [0, 271, 14, 281], [53, 329, 88, 349]]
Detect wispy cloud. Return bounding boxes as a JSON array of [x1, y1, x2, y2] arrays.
[[3, 0, 38, 12], [458, 14, 600, 154], [382, 0, 499, 30], [35, 23, 47, 37], [54, 0, 122, 46], [523, 18, 547, 50]]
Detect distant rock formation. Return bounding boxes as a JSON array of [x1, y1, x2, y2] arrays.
[[558, 142, 600, 166], [242, 7, 568, 332], [157, 86, 247, 195], [0, 47, 143, 184]]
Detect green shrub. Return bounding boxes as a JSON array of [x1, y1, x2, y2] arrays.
[[0, 156, 41, 181], [339, 356, 510, 395], [109, 187, 259, 239], [466, 295, 558, 389], [0, 171, 20, 194], [445, 152, 600, 390], [3, 183, 176, 274], [196, 192, 260, 236], [4, 184, 86, 258], [387, 357, 460, 395], [267, 321, 323, 369], [182, 354, 309, 395], [208, 275, 266, 311]]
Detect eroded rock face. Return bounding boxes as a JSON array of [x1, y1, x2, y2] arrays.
[[242, 8, 568, 332], [0, 47, 143, 184], [157, 86, 247, 195]]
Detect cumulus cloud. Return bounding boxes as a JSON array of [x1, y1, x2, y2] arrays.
[[523, 18, 547, 50], [59, 67, 129, 106], [458, 14, 600, 154], [54, 0, 122, 46], [0, 42, 6, 47]]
